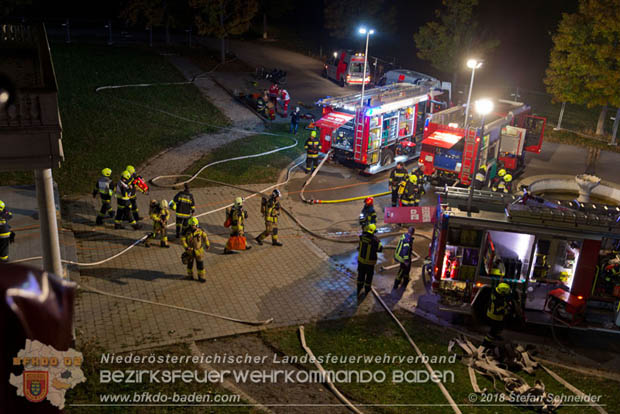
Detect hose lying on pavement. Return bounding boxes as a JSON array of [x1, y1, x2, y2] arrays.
[[298, 326, 366, 414]]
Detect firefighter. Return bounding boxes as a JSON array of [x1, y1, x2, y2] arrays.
[[389, 162, 408, 207], [290, 106, 301, 134], [170, 183, 195, 238], [357, 223, 383, 298], [224, 197, 252, 254], [491, 169, 506, 192], [114, 171, 141, 230], [399, 174, 420, 206], [500, 174, 513, 193], [92, 168, 115, 225], [359, 197, 377, 232], [278, 88, 290, 117], [256, 90, 267, 116], [126, 165, 146, 222], [304, 130, 322, 173], [393, 227, 415, 289], [145, 199, 170, 248], [473, 165, 487, 190], [490, 259, 506, 277], [256, 189, 283, 246], [182, 217, 210, 282], [482, 283, 512, 348], [0, 200, 15, 263]]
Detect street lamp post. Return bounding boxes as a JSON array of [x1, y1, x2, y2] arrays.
[[358, 27, 374, 108], [464, 59, 482, 130], [466, 98, 494, 217]]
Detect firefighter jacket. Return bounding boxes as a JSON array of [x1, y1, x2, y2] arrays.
[[93, 176, 113, 199], [497, 180, 511, 193], [115, 180, 131, 204], [183, 227, 210, 258], [128, 172, 137, 197], [171, 191, 195, 218], [256, 96, 265, 111], [394, 233, 413, 264], [474, 167, 487, 186], [150, 206, 170, 225], [358, 232, 383, 265], [0, 209, 12, 239], [263, 198, 280, 223], [359, 205, 377, 228], [228, 206, 248, 230], [486, 291, 510, 322], [399, 181, 419, 205], [304, 137, 321, 158], [389, 167, 408, 190]]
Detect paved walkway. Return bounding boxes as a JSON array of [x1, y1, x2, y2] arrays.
[[68, 178, 382, 351]]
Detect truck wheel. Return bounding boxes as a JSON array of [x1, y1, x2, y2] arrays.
[[340, 77, 345, 87], [381, 149, 394, 167]]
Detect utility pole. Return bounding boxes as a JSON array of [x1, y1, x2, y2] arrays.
[[554, 102, 566, 130], [34, 169, 63, 277], [62, 19, 71, 43], [610, 107, 620, 146], [105, 20, 113, 45]]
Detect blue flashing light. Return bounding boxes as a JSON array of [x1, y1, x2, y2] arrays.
[[367, 108, 374, 115]]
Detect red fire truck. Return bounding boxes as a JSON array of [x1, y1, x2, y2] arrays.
[[323, 49, 371, 87], [427, 187, 620, 330], [315, 82, 447, 174], [418, 100, 546, 186]]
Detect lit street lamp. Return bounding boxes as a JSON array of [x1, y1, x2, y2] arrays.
[[358, 27, 374, 109], [464, 59, 482, 129], [466, 98, 494, 216]]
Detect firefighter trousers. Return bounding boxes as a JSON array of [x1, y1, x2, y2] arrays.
[[129, 197, 140, 221], [98, 195, 113, 219], [257, 221, 278, 242], [482, 318, 505, 348], [0, 238, 9, 262], [396, 261, 411, 285], [176, 216, 190, 237], [357, 263, 375, 295], [115, 201, 136, 225], [186, 249, 206, 281], [305, 155, 318, 173], [391, 189, 399, 207], [147, 221, 168, 246]]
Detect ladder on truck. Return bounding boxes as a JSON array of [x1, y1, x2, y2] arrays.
[[459, 127, 478, 185], [316, 82, 434, 111], [353, 108, 365, 163]]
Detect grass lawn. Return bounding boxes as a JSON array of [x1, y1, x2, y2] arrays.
[[262, 311, 619, 414], [0, 42, 229, 195], [65, 341, 257, 414], [544, 128, 620, 154], [182, 123, 306, 186]]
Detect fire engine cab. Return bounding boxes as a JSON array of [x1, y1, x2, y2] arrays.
[[428, 187, 620, 330], [315, 82, 447, 174], [419, 100, 546, 186], [323, 50, 371, 87]]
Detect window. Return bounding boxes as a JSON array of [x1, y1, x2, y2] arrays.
[[349, 62, 364, 73]]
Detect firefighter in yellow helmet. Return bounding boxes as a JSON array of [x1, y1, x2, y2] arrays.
[[224, 197, 252, 254], [114, 170, 141, 230], [357, 223, 383, 298], [93, 168, 115, 225], [145, 199, 170, 248], [491, 168, 506, 192], [256, 189, 283, 246], [501, 174, 513, 193], [182, 217, 210, 282], [389, 162, 408, 207], [0, 200, 15, 262], [304, 130, 322, 173], [473, 164, 487, 190], [399, 173, 420, 206], [482, 282, 512, 348], [125, 165, 144, 222]]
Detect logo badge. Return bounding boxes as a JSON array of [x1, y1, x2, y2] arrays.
[[24, 371, 48, 403]]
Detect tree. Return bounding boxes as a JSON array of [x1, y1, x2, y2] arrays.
[[257, 0, 295, 40], [190, 0, 258, 64], [324, 0, 396, 39], [544, 0, 620, 136], [120, 0, 181, 44], [414, 0, 499, 93]]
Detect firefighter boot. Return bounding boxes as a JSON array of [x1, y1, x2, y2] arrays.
[[144, 234, 153, 248], [273, 241, 283, 246], [198, 269, 206, 283], [132, 222, 142, 230], [160, 240, 170, 248], [96, 216, 103, 225], [255, 236, 263, 245]]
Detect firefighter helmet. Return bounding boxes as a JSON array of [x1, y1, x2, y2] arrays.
[[364, 197, 374, 206], [121, 170, 131, 180], [188, 217, 199, 227], [504, 174, 513, 182], [150, 199, 158, 206], [310, 130, 317, 138], [496, 283, 511, 295], [234, 197, 243, 206], [0, 200, 4, 211], [409, 174, 418, 184], [102, 168, 112, 177], [481, 165, 487, 171], [366, 223, 377, 234], [272, 189, 281, 198], [498, 169, 506, 177], [126, 165, 135, 175], [160, 200, 168, 209]]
